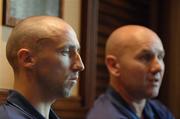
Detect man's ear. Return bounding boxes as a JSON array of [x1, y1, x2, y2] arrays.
[[105, 55, 120, 77], [17, 48, 36, 68]]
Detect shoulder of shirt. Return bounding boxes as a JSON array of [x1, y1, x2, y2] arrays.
[[148, 99, 169, 111], [87, 94, 127, 119], [0, 102, 34, 119], [148, 99, 175, 119], [0, 103, 10, 118], [87, 94, 111, 119]]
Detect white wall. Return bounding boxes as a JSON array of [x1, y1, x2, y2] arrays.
[[0, 0, 14, 89], [63, 0, 81, 39]]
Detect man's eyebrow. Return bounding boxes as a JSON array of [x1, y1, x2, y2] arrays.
[[69, 45, 79, 49], [68, 45, 81, 50], [139, 49, 152, 54], [57, 44, 80, 50], [139, 48, 165, 56]]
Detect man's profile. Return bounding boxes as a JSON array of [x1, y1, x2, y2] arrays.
[[0, 16, 84, 119]]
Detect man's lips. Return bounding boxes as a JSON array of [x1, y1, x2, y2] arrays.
[[70, 76, 79, 80], [148, 79, 160, 88], [64, 79, 77, 93], [69, 72, 79, 80]]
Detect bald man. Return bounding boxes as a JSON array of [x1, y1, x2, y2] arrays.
[[87, 25, 174, 119], [0, 16, 84, 119]]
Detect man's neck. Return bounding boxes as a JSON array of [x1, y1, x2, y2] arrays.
[[119, 90, 146, 118], [35, 103, 52, 119], [131, 100, 146, 118], [14, 78, 54, 119], [111, 83, 146, 118], [14, 87, 53, 119]]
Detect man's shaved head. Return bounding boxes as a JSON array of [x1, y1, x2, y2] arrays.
[[105, 25, 161, 57], [105, 25, 165, 99], [6, 16, 73, 71]]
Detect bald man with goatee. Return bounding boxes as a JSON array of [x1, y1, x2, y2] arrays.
[[87, 25, 174, 119]]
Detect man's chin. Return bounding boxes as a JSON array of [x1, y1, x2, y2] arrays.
[[147, 91, 159, 98], [64, 92, 71, 97], [63, 88, 73, 97], [63, 80, 77, 97]]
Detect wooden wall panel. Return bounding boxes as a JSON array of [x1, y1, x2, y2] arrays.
[[157, 0, 180, 118], [0, 89, 8, 104]]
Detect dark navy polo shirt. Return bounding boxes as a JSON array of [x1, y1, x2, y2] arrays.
[[0, 90, 60, 119], [87, 87, 175, 119]]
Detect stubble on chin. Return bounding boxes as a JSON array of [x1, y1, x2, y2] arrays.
[[63, 79, 77, 97]]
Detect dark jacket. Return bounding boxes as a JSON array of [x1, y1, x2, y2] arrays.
[[0, 90, 60, 119], [87, 87, 175, 119]]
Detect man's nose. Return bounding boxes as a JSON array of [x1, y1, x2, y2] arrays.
[[150, 57, 164, 74], [72, 53, 85, 72]]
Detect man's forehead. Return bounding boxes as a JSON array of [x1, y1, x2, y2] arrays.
[[130, 31, 163, 48], [139, 47, 165, 55], [121, 36, 165, 57], [50, 29, 79, 48]]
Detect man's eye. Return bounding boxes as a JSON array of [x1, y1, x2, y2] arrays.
[[139, 53, 153, 63], [58, 47, 79, 56], [158, 54, 164, 60], [143, 54, 153, 61], [61, 50, 70, 55], [61, 49, 77, 56]]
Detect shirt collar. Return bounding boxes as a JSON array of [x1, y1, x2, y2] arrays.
[[106, 87, 156, 119], [7, 90, 60, 119]]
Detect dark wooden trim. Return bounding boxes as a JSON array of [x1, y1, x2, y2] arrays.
[[80, 0, 98, 108], [53, 97, 87, 119], [0, 89, 8, 104]]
